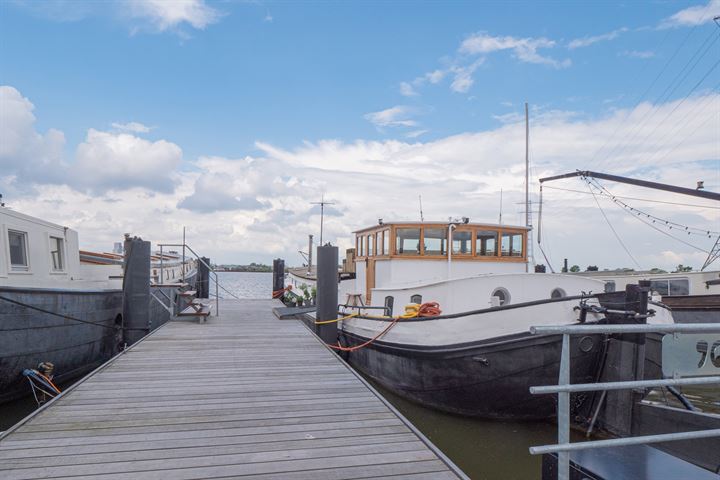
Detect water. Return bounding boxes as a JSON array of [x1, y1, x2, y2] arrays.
[[216, 271, 272, 299]]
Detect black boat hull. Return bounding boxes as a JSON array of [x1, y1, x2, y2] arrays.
[[339, 329, 605, 420]]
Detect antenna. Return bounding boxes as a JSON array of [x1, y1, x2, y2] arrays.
[[418, 195, 424, 222], [311, 194, 335, 246], [498, 189, 503, 225]]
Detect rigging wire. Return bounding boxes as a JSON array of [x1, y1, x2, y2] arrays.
[[584, 180, 642, 269], [542, 185, 720, 209], [584, 179, 712, 253]]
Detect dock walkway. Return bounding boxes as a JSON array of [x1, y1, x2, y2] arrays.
[[0, 299, 464, 479]]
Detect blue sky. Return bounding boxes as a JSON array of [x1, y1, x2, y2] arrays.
[[1, 1, 718, 270]]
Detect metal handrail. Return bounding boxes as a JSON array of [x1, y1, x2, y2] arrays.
[[158, 243, 219, 316], [528, 321, 720, 480]]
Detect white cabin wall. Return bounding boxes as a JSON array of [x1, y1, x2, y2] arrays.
[[386, 259, 525, 287], [354, 261, 366, 295]]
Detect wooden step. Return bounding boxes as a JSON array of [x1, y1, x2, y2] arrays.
[[178, 290, 197, 297], [178, 304, 212, 317]]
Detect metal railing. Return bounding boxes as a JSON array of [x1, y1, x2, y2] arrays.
[[528, 322, 720, 480], [158, 243, 219, 316]]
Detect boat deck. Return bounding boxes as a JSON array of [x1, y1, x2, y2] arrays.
[[0, 299, 464, 480]]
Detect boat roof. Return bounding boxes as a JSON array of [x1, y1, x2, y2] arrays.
[[353, 220, 529, 234]]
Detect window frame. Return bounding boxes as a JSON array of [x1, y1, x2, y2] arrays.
[[49, 235, 66, 273], [451, 228, 473, 256], [8, 229, 30, 272]]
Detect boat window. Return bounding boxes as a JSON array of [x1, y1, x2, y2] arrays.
[[551, 288, 566, 299], [604, 281, 616, 293], [396, 228, 421, 255], [358, 236, 365, 256], [476, 230, 497, 256], [367, 234, 374, 256], [491, 288, 510, 306], [384, 296, 394, 315], [649, 280, 668, 296], [378, 231, 384, 255], [501, 232, 523, 257], [50, 236, 64, 271], [410, 294, 422, 304], [424, 228, 446, 255], [8, 230, 29, 271], [669, 279, 689, 296], [383, 230, 389, 255], [452, 230, 472, 255]]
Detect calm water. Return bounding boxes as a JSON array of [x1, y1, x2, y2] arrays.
[[2, 272, 718, 479]]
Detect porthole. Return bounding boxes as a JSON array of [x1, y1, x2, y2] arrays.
[[491, 288, 510, 306], [410, 294, 422, 304], [551, 288, 566, 299]]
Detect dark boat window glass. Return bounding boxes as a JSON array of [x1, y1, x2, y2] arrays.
[[358, 236, 365, 256], [367, 234, 374, 256], [669, 279, 689, 295], [384, 296, 394, 315], [424, 228, 446, 255], [491, 288, 510, 306], [649, 280, 669, 296], [410, 294, 422, 304], [501, 232, 523, 257], [383, 230, 389, 255], [452, 230, 472, 255], [475, 230, 497, 256], [604, 281, 616, 293], [551, 288, 566, 299], [50, 236, 64, 271], [378, 231, 384, 255], [396, 228, 421, 255], [8, 230, 28, 270]]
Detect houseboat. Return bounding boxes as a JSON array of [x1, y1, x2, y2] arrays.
[[336, 219, 674, 419]]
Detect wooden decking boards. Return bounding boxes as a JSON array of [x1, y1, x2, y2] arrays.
[[0, 299, 465, 479]]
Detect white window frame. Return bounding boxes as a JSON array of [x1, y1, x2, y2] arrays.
[[8, 229, 30, 272], [48, 235, 66, 273]]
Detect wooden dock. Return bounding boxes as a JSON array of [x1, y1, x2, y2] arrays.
[[0, 299, 465, 479]]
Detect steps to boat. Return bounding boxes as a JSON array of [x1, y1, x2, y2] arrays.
[[175, 287, 212, 323]]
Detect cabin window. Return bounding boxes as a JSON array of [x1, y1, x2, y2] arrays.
[[410, 294, 422, 304], [452, 230, 472, 255], [669, 279, 689, 296], [384, 296, 394, 316], [491, 288, 510, 306], [367, 234, 374, 256], [501, 233, 523, 257], [424, 228, 446, 255], [8, 230, 29, 271], [604, 281, 616, 293], [396, 228, 421, 255], [378, 231, 384, 255], [358, 236, 365, 256], [551, 288, 566, 299], [649, 280, 668, 296], [476, 230, 497, 256], [50, 236, 65, 271], [383, 230, 389, 255]]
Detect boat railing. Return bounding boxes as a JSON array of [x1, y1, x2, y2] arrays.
[[157, 243, 219, 316], [338, 303, 392, 317], [527, 322, 720, 480]]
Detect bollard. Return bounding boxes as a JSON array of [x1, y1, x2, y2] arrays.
[[272, 258, 285, 296], [197, 257, 210, 299], [122, 237, 151, 346], [316, 245, 339, 344]]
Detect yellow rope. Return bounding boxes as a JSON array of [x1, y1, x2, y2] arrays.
[[314, 313, 359, 325]]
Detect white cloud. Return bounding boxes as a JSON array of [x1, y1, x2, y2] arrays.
[[406, 129, 428, 139], [619, 50, 656, 59], [568, 28, 628, 49], [111, 121, 152, 133], [74, 129, 182, 192], [399, 81, 418, 97], [450, 59, 484, 93], [364, 106, 418, 128], [125, 0, 221, 32], [459, 32, 571, 69], [660, 0, 720, 28]]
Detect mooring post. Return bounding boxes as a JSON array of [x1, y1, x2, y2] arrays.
[[122, 237, 151, 346], [316, 245, 339, 344], [197, 257, 210, 299], [272, 258, 285, 296]]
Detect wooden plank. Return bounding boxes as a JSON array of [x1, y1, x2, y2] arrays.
[[0, 299, 463, 479]]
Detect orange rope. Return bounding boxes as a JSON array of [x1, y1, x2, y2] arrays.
[[37, 372, 61, 395], [272, 285, 292, 299]]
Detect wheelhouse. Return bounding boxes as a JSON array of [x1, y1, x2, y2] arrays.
[[352, 221, 529, 302]]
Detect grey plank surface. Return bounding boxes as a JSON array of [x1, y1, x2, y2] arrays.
[[0, 299, 464, 479]]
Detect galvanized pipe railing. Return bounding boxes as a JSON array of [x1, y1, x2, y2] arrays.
[[529, 322, 720, 480], [157, 243, 219, 316]]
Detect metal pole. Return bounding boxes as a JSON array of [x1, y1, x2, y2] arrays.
[[308, 234, 313, 274], [320, 202, 324, 246], [182, 227, 186, 284], [159, 244, 163, 285], [558, 333, 570, 480], [525, 102, 529, 274]]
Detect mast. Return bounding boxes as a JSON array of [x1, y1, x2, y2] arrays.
[[311, 195, 335, 246], [525, 102, 530, 273]]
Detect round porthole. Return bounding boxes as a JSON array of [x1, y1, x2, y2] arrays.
[[491, 288, 510, 306], [551, 288, 566, 299]]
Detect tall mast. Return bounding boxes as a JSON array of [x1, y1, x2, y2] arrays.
[[525, 102, 530, 273]]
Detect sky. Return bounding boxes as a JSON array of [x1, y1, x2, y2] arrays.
[[0, 0, 719, 271]]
